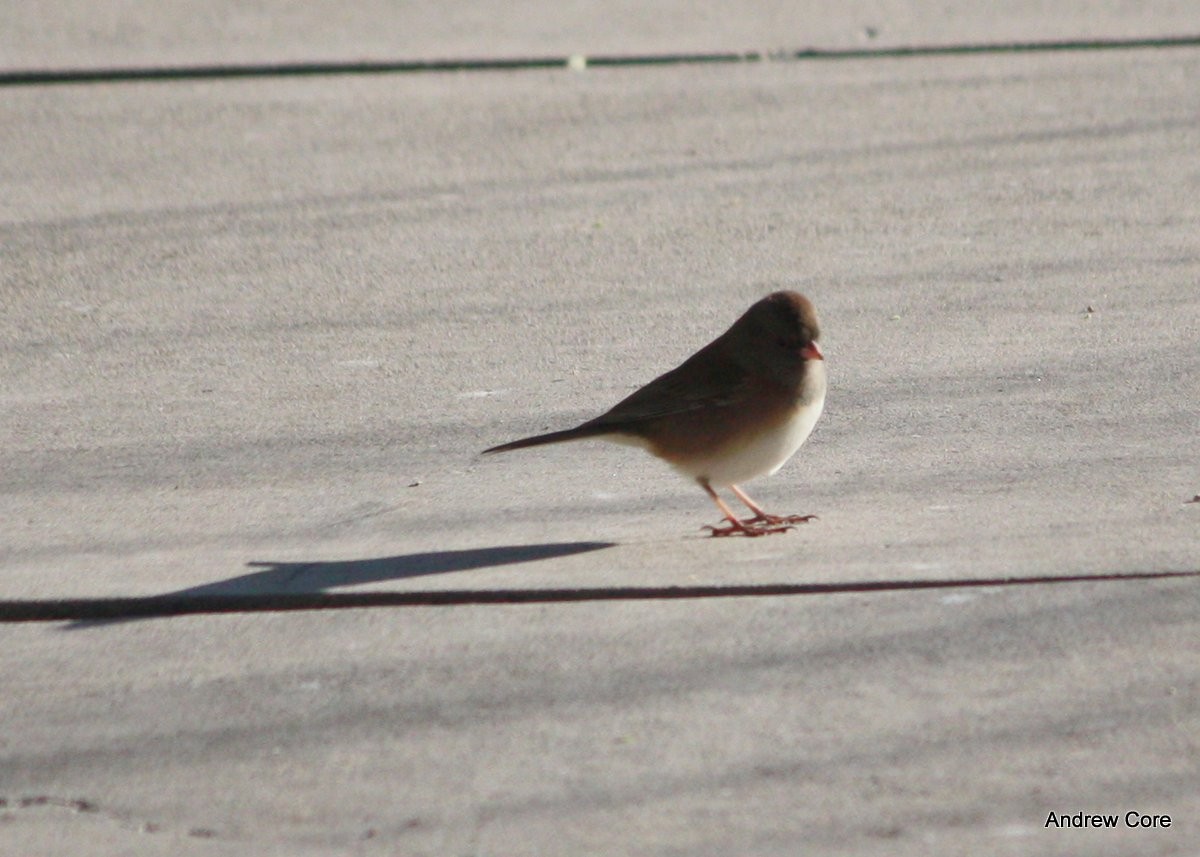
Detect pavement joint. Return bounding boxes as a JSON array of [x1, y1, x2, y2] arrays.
[[4, 34, 1200, 87], [3, 569, 1196, 624]]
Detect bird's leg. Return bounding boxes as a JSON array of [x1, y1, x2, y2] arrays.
[[699, 480, 793, 537], [729, 484, 818, 526]]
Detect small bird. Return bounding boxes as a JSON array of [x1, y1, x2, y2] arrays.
[[483, 291, 826, 536]]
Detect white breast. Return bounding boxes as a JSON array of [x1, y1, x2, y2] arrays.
[[665, 360, 826, 487]]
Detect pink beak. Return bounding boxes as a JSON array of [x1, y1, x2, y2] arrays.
[[801, 342, 824, 361]]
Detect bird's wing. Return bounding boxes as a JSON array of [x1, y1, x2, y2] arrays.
[[584, 345, 751, 429]]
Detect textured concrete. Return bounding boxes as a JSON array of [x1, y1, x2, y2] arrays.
[[3, 1, 1200, 67], [2, 8, 1199, 856]]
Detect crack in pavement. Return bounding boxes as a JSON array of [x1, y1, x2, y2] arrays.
[[4, 34, 1200, 87], [1, 794, 172, 835], [1, 569, 1197, 624]]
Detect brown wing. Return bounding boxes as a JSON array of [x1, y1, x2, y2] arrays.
[[483, 337, 754, 455], [581, 341, 751, 431]]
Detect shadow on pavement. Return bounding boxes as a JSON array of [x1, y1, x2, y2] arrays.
[[0, 565, 1194, 628], [46, 541, 615, 630]]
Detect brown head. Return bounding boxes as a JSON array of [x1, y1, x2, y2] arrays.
[[724, 291, 823, 387]]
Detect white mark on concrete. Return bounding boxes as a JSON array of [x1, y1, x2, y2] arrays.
[[939, 593, 976, 605]]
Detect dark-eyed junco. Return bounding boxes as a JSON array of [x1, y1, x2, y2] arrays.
[[483, 291, 826, 536]]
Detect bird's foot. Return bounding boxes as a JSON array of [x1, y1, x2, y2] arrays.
[[703, 519, 794, 538], [703, 512, 818, 537], [746, 512, 818, 526]]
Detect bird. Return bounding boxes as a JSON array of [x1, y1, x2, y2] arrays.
[[482, 291, 826, 536]]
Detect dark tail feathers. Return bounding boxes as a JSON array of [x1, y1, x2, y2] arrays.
[[482, 423, 613, 455]]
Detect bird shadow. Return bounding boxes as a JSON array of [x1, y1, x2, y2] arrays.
[[58, 541, 614, 630]]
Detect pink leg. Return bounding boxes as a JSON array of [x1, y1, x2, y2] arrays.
[[729, 484, 818, 526], [699, 481, 795, 537]]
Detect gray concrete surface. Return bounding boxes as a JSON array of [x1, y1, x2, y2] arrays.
[[2, 6, 1199, 855], [3, 2, 1200, 68]]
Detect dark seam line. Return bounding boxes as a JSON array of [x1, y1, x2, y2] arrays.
[[2, 570, 1196, 623], [2, 35, 1199, 87]]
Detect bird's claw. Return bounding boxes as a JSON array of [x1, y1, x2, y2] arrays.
[[702, 512, 817, 537], [703, 520, 794, 538], [748, 513, 818, 525]]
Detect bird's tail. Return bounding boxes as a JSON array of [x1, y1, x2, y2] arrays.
[[481, 423, 612, 455]]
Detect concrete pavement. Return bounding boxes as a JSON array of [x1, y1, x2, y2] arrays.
[[4, 1, 1200, 67], [2, 6, 1198, 855]]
